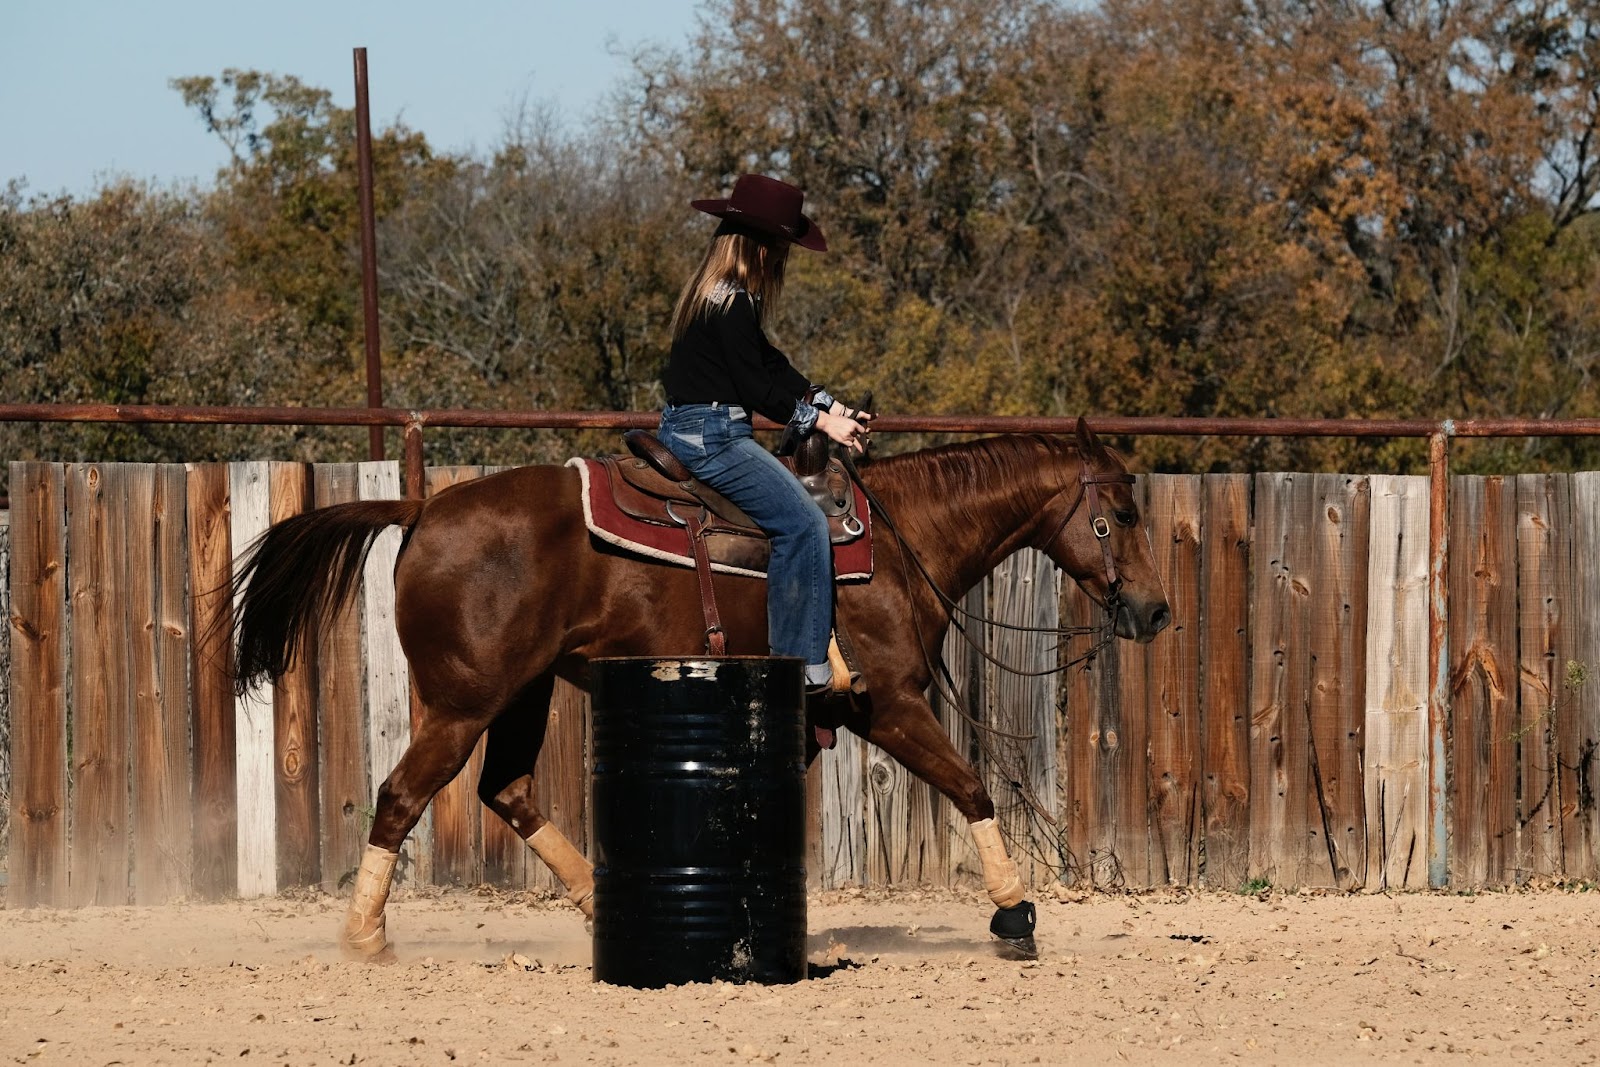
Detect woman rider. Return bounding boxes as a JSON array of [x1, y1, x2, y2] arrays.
[[657, 174, 871, 691]]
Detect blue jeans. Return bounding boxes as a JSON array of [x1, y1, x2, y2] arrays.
[[658, 404, 833, 674]]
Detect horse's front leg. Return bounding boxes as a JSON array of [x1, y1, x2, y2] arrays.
[[843, 688, 1038, 955], [345, 711, 489, 960]]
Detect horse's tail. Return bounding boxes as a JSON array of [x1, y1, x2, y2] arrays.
[[232, 499, 425, 696]]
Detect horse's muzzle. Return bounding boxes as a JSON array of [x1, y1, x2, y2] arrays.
[[1115, 595, 1172, 643]]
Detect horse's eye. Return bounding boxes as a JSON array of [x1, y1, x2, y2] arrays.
[[1113, 508, 1137, 528]]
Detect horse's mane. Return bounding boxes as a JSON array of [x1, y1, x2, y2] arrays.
[[861, 434, 1082, 543], [866, 433, 1077, 490]]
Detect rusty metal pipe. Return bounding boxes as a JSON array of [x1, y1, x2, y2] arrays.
[[0, 403, 659, 429], [1427, 428, 1451, 887], [8, 404, 1600, 439], [354, 47, 384, 462], [403, 418, 425, 501]]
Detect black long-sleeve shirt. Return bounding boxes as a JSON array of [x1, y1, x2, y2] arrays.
[[662, 290, 818, 427]]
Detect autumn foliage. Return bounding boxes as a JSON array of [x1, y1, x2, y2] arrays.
[[2, 0, 1597, 484]]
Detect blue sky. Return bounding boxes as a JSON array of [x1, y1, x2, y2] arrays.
[[1, 0, 703, 197]]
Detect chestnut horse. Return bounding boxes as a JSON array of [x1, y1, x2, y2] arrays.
[[232, 419, 1170, 959]]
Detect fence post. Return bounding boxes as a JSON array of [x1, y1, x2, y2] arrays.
[[1427, 425, 1452, 887], [404, 417, 425, 502]]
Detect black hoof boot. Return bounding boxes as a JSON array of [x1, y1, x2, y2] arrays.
[[989, 900, 1038, 959]]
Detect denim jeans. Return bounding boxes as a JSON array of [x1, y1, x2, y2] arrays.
[[658, 403, 833, 674]]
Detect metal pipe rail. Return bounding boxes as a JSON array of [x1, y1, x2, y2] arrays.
[[4, 402, 1599, 437], [7, 400, 1600, 887]]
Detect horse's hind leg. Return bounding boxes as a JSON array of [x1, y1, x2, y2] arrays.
[[343, 711, 489, 959], [476, 675, 595, 918]]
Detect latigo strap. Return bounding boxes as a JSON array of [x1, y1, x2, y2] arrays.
[[682, 508, 726, 655]]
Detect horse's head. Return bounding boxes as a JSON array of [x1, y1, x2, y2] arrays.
[[1035, 419, 1171, 643]]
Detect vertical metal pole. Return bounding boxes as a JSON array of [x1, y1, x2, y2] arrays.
[[404, 417, 425, 501], [1427, 425, 1452, 887], [354, 46, 385, 462]]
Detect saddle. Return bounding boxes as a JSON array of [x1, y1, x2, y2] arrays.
[[568, 430, 872, 700], [567, 429, 873, 581]]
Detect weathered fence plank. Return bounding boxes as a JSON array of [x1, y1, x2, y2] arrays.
[[7, 463, 69, 907], [1146, 475, 1202, 886], [1514, 474, 1573, 882], [867, 737, 931, 883], [312, 464, 368, 890], [1110, 477, 1154, 887], [126, 465, 192, 903], [1062, 573, 1117, 886], [230, 462, 276, 897], [1448, 477, 1519, 886], [1364, 475, 1430, 890], [1568, 472, 1600, 879], [68, 464, 133, 905], [1200, 474, 1251, 889], [186, 463, 237, 897], [821, 723, 867, 887], [269, 463, 321, 889], [1250, 473, 1314, 888], [1304, 474, 1369, 889], [1113, 594, 1153, 885]]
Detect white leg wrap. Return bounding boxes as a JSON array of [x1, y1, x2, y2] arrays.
[[342, 844, 399, 958], [970, 817, 1026, 909], [527, 824, 595, 919]]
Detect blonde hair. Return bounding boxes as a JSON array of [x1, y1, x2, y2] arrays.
[[670, 224, 789, 341]]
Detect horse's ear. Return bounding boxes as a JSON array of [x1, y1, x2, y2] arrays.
[[1074, 416, 1102, 459]]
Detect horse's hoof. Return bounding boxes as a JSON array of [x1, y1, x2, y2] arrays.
[[339, 922, 397, 963], [990, 900, 1038, 960], [994, 934, 1037, 960], [340, 940, 398, 964]]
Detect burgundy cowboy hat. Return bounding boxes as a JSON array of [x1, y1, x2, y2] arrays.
[[691, 174, 827, 252]]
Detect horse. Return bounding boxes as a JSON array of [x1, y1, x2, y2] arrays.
[[231, 417, 1170, 960]]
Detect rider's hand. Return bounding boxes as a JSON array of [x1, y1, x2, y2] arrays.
[[828, 400, 876, 426], [817, 411, 870, 453]]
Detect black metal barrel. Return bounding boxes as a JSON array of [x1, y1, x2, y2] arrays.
[[590, 656, 808, 987]]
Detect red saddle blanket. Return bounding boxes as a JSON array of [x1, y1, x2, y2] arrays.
[[567, 456, 874, 581]]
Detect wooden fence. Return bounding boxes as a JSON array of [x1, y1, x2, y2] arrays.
[[3, 461, 1598, 907]]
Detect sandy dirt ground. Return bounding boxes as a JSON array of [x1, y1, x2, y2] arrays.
[[1, 884, 1597, 1065]]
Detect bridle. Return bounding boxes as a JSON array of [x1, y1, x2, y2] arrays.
[[1034, 466, 1139, 612]]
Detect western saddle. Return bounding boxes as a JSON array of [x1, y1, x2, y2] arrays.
[[606, 428, 867, 696]]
